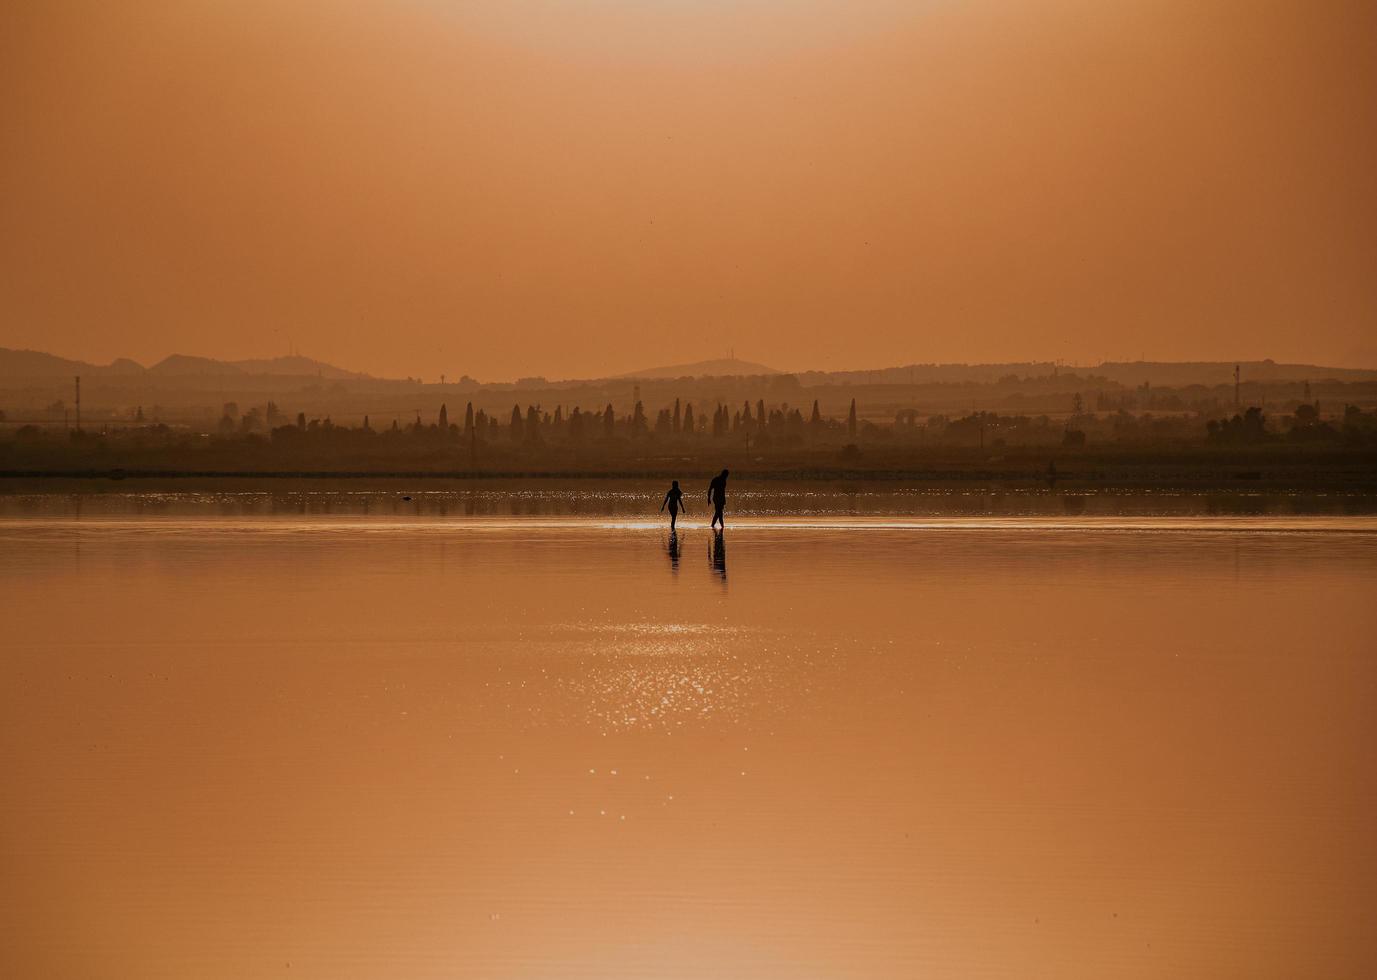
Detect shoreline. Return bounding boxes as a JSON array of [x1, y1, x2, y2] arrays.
[[4, 466, 1377, 493]]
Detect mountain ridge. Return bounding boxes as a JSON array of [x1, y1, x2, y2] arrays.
[[3, 347, 1375, 387], [0, 348, 371, 381], [618, 357, 781, 379]]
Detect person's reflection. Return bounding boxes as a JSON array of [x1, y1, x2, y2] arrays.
[[709, 530, 727, 581], [666, 531, 681, 571]]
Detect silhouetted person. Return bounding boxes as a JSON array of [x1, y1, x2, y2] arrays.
[[710, 530, 727, 580], [660, 480, 687, 530], [707, 468, 729, 529]]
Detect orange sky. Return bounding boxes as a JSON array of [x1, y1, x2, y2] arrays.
[[2, 1, 1374, 380]]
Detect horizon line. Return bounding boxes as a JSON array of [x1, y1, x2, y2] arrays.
[[5, 345, 1377, 386]]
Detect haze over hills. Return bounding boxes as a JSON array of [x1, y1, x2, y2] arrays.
[[4, 344, 1377, 436], [6, 3, 1375, 383], [619, 357, 780, 380], [796, 359, 1377, 387], [0, 348, 371, 381], [0, 348, 146, 379], [4, 346, 1377, 391], [147, 354, 370, 380]]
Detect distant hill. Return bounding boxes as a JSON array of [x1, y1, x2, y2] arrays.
[[146, 354, 243, 377], [620, 357, 780, 379], [227, 355, 370, 380], [0, 348, 144, 379], [0, 347, 370, 381], [797, 359, 1377, 387], [1090, 360, 1377, 385], [147, 354, 369, 379]]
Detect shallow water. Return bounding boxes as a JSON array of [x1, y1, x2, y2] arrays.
[[3, 479, 1377, 520], [2, 489, 1375, 978]]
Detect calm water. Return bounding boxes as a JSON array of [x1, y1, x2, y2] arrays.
[[2, 487, 1375, 978]]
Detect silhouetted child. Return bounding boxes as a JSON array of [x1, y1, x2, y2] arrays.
[[660, 480, 687, 530]]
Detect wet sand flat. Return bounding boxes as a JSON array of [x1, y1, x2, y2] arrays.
[[2, 498, 1375, 978]]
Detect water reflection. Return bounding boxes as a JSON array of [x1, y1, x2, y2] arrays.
[[1, 520, 1375, 977], [710, 530, 727, 582], [665, 531, 680, 571]]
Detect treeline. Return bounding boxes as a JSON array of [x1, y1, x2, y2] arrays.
[[8, 395, 1377, 452], [8, 369, 1377, 434], [273, 396, 860, 445]]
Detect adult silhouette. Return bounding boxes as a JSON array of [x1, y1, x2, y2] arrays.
[[660, 480, 687, 530], [707, 469, 729, 529]]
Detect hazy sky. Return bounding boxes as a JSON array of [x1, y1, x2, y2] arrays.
[[2, 1, 1374, 380]]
